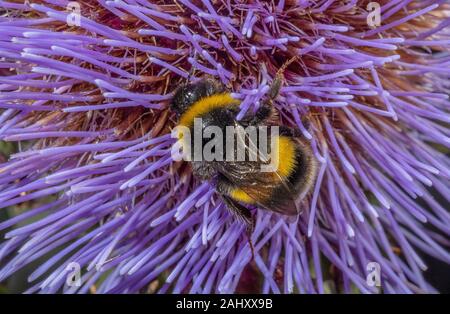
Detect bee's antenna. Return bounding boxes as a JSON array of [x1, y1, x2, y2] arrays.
[[248, 236, 255, 261], [246, 218, 256, 261], [185, 51, 197, 85], [186, 66, 194, 83]]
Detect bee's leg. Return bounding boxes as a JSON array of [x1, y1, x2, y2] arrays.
[[240, 57, 301, 127], [216, 176, 256, 260], [267, 55, 300, 101], [246, 227, 256, 261], [242, 57, 301, 126], [267, 77, 283, 102], [219, 195, 256, 260], [186, 51, 198, 81], [218, 194, 254, 227], [245, 56, 300, 126]]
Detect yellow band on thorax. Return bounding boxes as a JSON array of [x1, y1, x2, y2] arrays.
[[178, 93, 240, 127]]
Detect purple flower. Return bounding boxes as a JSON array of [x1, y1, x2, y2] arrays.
[[0, 0, 449, 293]]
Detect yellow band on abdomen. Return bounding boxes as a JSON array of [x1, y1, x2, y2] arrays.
[[229, 188, 256, 204], [272, 135, 297, 178]]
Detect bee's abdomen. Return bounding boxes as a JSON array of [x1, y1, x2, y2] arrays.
[[267, 136, 317, 205], [285, 141, 317, 201]]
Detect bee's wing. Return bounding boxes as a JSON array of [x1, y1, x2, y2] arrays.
[[217, 124, 300, 216]]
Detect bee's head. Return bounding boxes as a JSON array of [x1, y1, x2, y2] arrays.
[[170, 78, 224, 116]]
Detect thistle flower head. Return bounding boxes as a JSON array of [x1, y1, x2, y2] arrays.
[[0, 0, 449, 293]]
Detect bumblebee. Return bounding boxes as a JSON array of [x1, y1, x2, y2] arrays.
[[170, 66, 317, 232]]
